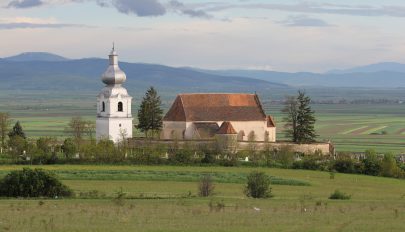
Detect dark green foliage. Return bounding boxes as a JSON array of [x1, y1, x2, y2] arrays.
[[296, 91, 317, 143], [8, 121, 26, 139], [333, 157, 356, 173], [380, 154, 404, 178], [245, 171, 273, 198], [62, 138, 77, 159], [293, 157, 319, 170], [282, 91, 317, 143], [329, 190, 351, 200], [137, 87, 163, 138], [0, 168, 73, 198], [7, 135, 27, 158], [362, 149, 381, 176], [198, 175, 215, 197], [169, 149, 194, 164]]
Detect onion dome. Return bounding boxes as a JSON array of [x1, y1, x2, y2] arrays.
[[101, 45, 126, 85]]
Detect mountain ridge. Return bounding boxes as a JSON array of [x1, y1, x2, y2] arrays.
[[4, 52, 69, 62]]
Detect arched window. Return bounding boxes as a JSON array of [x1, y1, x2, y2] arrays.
[[118, 102, 123, 112], [101, 102, 105, 112]]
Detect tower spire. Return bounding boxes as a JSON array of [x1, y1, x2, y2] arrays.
[[102, 45, 126, 85]]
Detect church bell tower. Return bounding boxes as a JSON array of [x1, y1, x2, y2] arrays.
[[96, 45, 133, 143]]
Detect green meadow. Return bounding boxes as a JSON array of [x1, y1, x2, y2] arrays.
[[0, 165, 404, 232]]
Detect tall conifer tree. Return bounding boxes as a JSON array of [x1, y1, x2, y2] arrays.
[[8, 121, 26, 139], [296, 91, 317, 143], [137, 87, 163, 138], [282, 91, 317, 143]]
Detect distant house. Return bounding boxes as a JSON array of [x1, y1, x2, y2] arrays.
[[161, 93, 276, 142]]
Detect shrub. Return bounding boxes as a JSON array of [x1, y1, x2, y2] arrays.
[[362, 149, 381, 176], [380, 154, 405, 178], [244, 171, 273, 198], [198, 175, 215, 197], [0, 168, 73, 198], [333, 158, 356, 173], [329, 189, 351, 200]]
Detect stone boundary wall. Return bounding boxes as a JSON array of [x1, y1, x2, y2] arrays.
[[128, 139, 333, 155]]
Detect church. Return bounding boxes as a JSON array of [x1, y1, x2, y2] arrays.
[[96, 46, 133, 143], [161, 93, 276, 142], [95, 47, 276, 144]]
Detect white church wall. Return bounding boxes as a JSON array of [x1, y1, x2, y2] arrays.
[[162, 120, 276, 142]]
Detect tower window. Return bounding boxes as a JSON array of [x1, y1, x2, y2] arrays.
[[101, 102, 105, 112], [118, 102, 123, 112]]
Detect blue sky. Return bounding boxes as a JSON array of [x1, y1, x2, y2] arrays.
[[1, 0, 405, 72]]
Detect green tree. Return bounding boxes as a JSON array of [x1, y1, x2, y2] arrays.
[[137, 87, 163, 138], [8, 121, 26, 139], [282, 91, 317, 143], [282, 96, 298, 142], [8, 135, 27, 160], [362, 149, 381, 176], [65, 117, 94, 148], [296, 91, 317, 143], [62, 138, 76, 159], [380, 154, 402, 178], [0, 112, 11, 152]]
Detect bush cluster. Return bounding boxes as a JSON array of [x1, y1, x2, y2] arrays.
[[0, 168, 73, 198], [329, 189, 351, 200], [2, 136, 404, 180], [244, 171, 273, 198]]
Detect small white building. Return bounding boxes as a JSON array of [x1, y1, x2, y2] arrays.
[[96, 46, 133, 143], [161, 93, 276, 142]]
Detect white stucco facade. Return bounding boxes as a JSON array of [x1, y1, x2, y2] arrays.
[[96, 47, 133, 143], [161, 121, 276, 142]]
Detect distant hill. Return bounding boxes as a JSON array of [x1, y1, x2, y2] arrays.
[[4, 52, 69, 62], [194, 69, 405, 88], [0, 58, 288, 94], [328, 62, 405, 74], [3, 51, 405, 91]]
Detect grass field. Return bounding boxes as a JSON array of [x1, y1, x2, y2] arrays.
[[0, 165, 404, 231], [1, 90, 405, 153]]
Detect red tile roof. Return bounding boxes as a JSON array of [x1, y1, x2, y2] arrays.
[[163, 93, 267, 121], [217, 121, 237, 134]]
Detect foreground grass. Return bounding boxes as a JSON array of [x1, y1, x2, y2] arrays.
[[0, 165, 404, 231]]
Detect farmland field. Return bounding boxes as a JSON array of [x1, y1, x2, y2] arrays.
[[1, 89, 405, 153], [0, 165, 404, 232]]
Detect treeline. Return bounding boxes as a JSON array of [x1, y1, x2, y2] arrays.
[[1, 126, 404, 180]]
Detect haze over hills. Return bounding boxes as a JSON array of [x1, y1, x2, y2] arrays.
[[2, 52, 405, 91], [328, 62, 405, 74], [0, 53, 287, 94], [193, 63, 405, 88]]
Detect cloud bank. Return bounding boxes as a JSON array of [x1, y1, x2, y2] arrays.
[[7, 0, 43, 8], [7, 1, 405, 19]]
